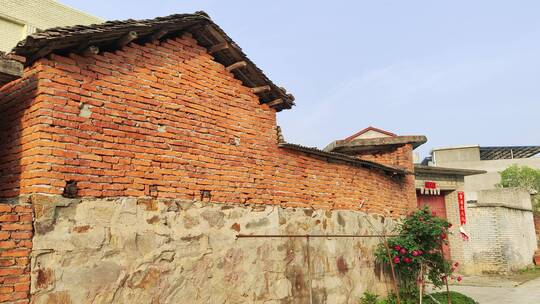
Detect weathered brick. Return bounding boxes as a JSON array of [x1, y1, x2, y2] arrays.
[[0, 267, 23, 276], [0, 241, 16, 249], [0, 214, 19, 222], [0, 206, 11, 213], [1, 224, 32, 231]]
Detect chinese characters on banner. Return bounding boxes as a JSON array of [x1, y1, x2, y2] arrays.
[[457, 191, 466, 225]]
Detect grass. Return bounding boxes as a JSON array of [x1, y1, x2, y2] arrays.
[[360, 291, 478, 304], [424, 291, 478, 304], [506, 265, 540, 284]]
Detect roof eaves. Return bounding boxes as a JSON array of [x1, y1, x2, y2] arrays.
[[328, 135, 427, 153], [9, 11, 294, 111], [414, 165, 486, 176], [0, 52, 24, 87]]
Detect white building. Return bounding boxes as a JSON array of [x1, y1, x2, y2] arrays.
[[0, 0, 102, 52], [423, 145, 540, 200]]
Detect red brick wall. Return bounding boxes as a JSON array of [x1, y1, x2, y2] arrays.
[[0, 34, 416, 216], [0, 67, 44, 198], [0, 202, 32, 303], [355, 145, 414, 171]]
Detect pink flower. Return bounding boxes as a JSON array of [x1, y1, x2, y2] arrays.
[[412, 250, 419, 257], [399, 248, 408, 255], [394, 245, 401, 251], [454, 262, 459, 267], [417, 250, 423, 255], [457, 276, 462, 282], [403, 257, 412, 263], [441, 233, 447, 240], [393, 257, 400, 264]]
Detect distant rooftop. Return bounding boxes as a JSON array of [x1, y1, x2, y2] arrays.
[[479, 146, 540, 160], [325, 126, 426, 154], [427, 145, 540, 163]]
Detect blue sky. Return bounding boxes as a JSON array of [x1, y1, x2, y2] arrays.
[[62, 0, 540, 158]]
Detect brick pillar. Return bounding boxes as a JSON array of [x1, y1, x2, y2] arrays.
[[0, 201, 33, 303]]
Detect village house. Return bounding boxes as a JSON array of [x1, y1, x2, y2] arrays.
[[327, 128, 539, 274], [422, 144, 540, 272], [0, 12, 423, 303]]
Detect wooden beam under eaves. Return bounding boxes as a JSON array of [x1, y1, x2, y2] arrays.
[[81, 45, 99, 56], [251, 85, 271, 94], [225, 61, 247, 72], [0, 57, 23, 85], [115, 31, 138, 48], [208, 42, 228, 54], [266, 98, 283, 107], [149, 29, 168, 41]]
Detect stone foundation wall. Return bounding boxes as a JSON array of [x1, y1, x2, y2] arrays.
[[30, 195, 396, 304]]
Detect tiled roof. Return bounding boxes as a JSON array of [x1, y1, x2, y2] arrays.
[[0, 52, 24, 87], [278, 143, 410, 176], [9, 11, 294, 111]]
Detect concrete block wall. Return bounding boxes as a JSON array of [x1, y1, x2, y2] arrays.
[[462, 188, 537, 274], [534, 213, 540, 245]]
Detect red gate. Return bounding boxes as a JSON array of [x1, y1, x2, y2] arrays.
[[417, 192, 451, 259]]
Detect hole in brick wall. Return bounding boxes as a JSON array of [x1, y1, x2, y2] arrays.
[[78, 103, 92, 118], [200, 190, 212, 202], [228, 137, 240, 146], [62, 180, 78, 198], [149, 185, 158, 197]]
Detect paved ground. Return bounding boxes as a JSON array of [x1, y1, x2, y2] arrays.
[[430, 276, 540, 304]]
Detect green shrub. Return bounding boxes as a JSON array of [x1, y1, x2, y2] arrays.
[[359, 291, 379, 304], [375, 207, 453, 293], [497, 164, 540, 210]]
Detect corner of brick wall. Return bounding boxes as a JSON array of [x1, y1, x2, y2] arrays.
[[534, 213, 540, 246], [0, 200, 33, 303]]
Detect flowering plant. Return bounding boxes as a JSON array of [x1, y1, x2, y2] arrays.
[[376, 207, 456, 294]]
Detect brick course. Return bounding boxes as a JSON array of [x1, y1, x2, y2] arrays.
[[0, 34, 416, 216], [0, 202, 32, 303]]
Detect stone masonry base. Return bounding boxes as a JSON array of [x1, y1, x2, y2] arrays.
[[29, 196, 397, 304]]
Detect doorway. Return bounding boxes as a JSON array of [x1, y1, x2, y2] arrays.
[[416, 191, 451, 259]]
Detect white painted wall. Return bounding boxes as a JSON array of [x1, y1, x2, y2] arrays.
[[0, 0, 102, 52]]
